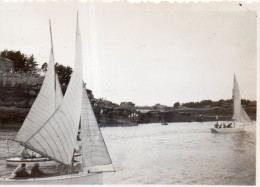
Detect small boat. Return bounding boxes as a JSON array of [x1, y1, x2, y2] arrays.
[[0, 13, 114, 184], [6, 153, 81, 168], [161, 115, 168, 125], [210, 125, 245, 133], [210, 75, 252, 133], [161, 123, 168, 125]]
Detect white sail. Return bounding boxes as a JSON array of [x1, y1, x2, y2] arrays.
[[55, 73, 63, 108], [15, 49, 56, 143], [81, 87, 112, 169], [15, 21, 64, 144], [240, 107, 251, 124], [232, 75, 251, 124], [24, 18, 83, 165]]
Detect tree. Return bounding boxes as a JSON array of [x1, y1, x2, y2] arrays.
[[40, 62, 48, 73], [0, 50, 38, 73], [55, 63, 73, 87], [26, 54, 38, 73], [39, 62, 73, 87], [173, 102, 180, 109]]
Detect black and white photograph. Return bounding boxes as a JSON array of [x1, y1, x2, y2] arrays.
[[0, 0, 257, 185]]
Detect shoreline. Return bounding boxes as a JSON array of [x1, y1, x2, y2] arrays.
[[0, 119, 239, 131]]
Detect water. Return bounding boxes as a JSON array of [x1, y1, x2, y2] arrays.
[[102, 122, 256, 185], [0, 122, 256, 185]]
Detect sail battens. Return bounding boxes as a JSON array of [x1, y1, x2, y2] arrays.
[[26, 138, 65, 165], [28, 110, 53, 122], [29, 132, 57, 160], [54, 113, 74, 145], [42, 125, 70, 163], [26, 139, 49, 158], [39, 128, 61, 159], [54, 117, 75, 154], [62, 101, 77, 129], [52, 118, 70, 160], [23, 18, 83, 165]]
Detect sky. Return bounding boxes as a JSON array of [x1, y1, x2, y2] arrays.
[[0, 1, 258, 106]]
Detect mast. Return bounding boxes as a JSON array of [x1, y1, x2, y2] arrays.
[[49, 19, 56, 101], [49, 19, 54, 58]]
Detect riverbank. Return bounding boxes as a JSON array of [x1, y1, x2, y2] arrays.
[[0, 85, 256, 130]]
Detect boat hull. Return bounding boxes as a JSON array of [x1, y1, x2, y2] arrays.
[[210, 126, 245, 133], [0, 172, 102, 185], [161, 123, 168, 125], [6, 153, 81, 168]]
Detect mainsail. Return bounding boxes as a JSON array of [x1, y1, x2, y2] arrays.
[[81, 86, 113, 169], [23, 16, 83, 165], [55, 73, 63, 108], [15, 21, 63, 144], [15, 53, 58, 143], [232, 75, 251, 124]]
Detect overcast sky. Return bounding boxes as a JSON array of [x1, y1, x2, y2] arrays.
[[0, 1, 258, 106]]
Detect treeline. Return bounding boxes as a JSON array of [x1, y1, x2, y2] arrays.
[[174, 99, 254, 109], [0, 50, 38, 73], [0, 50, 72, 86]]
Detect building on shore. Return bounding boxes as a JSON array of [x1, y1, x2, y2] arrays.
[[0, 57, 14, 73]]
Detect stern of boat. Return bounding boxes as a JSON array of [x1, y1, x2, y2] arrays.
[[210, 128, 218, 133], [0, 172, 103, 185]]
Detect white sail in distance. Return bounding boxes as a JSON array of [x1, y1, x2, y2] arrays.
[[81, 86, 113, 169], [24, 16, 83, 165], [232, 75, 251, 124]]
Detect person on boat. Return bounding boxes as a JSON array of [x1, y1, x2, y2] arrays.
[[214, 123, 219, 128], [219, 124, 222, 128], [227, 123, 232, 128], [31, 151, 41, 158], [19, 147, 30, 158], [10, 163, 30, 178], [30, 163, 45, 178], [223, 124, 227, 128]]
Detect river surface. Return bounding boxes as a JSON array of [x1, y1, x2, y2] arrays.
[[0, 122, 256, 185]]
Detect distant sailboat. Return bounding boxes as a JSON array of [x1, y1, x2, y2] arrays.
[[210, 75, 252, 133], [161, 115, 168, 125], [1, 14, 114, 184], [6, 20, 69, 167]]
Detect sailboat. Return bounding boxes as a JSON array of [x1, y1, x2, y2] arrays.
[[210, 75, 252, 133], [5, 20, 81, 168], [161, 115, 168, 125], [1, 14, 114, 184]]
